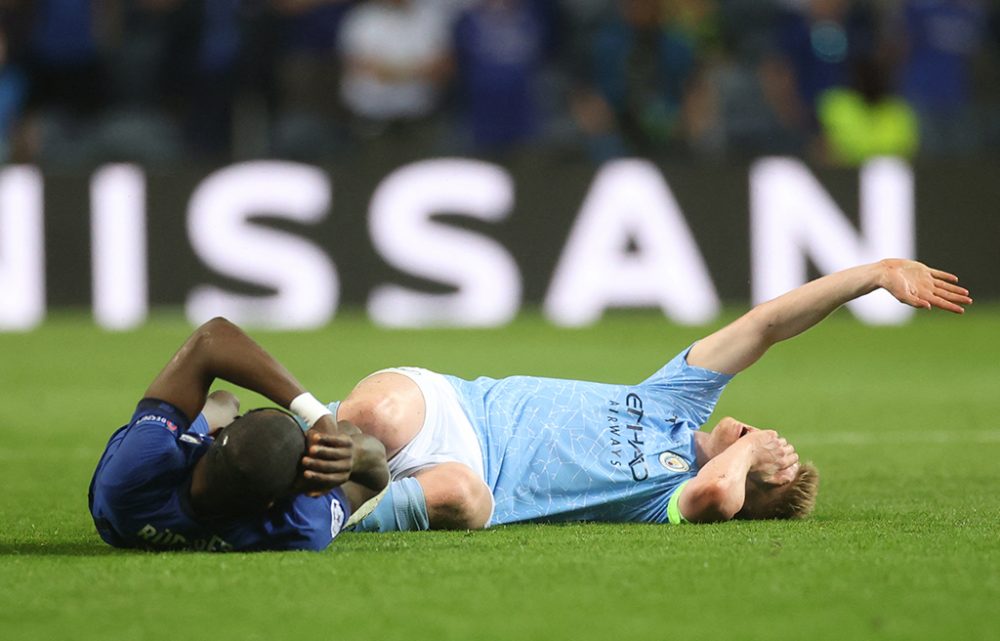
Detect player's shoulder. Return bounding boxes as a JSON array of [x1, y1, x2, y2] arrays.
[[94, 400, 198, 500]]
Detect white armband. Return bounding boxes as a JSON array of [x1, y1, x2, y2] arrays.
[[290, 392, 333, 428]]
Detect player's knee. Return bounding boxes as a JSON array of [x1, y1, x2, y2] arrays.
[[422, 465, 491, 530]]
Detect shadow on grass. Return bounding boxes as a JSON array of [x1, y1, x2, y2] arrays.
[[0, 542, 121, 557]]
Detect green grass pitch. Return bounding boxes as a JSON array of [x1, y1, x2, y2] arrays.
[[1, 308, 998, 641]]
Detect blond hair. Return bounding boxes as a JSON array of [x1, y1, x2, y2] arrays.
[[741, 462, 820, 520], [770, 462, 819, 519]]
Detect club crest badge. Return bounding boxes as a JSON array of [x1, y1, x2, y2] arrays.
[[658, 451, 690, 473]]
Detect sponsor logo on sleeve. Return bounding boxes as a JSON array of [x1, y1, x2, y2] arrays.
[[137, 414, 179, 433]]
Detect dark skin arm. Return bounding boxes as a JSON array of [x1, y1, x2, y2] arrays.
[[312, 421, 390, 511], [145, 317, 357, 494]]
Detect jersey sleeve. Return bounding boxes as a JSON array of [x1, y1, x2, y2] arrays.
[[254, 488, 353, 551], [640, 344, 733, 427], [93, 400, 193, 510], [189, 413, 211, 436]]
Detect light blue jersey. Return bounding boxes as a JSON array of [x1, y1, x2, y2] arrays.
[[443, 346, 732, 526]]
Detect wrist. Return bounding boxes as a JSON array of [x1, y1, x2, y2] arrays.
[[741, 437, 762, 468], [290, 392, 333, 427], [873, 260, 894, 291]]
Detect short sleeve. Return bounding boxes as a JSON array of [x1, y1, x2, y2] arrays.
[[94, 400, 193, 510], [640, 344, 733, 426], [189, 414, 211, 436], [130, 398, 195, 434]]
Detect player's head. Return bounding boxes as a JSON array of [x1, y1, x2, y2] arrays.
[[189, 409, 306, 519], [738, 462, 820, 520]]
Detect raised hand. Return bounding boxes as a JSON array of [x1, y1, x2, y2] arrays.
[[878, 259, 972, 314]]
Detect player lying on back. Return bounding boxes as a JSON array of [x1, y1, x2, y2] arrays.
[[330, 259, 971, 530], [89, 318, 388, 552]]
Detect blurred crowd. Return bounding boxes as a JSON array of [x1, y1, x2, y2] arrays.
[[0, 0, 998, 168]]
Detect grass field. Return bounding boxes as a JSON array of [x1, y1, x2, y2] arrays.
[[1, 308, 998, 641]]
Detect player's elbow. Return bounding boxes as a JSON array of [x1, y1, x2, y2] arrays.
[[194, 317, 238, 341], [186, 317, 243, 361]]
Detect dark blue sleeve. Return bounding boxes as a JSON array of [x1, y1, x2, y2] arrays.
[[255, 488, 353, 551], [130, 399, 195, 433], [95, 400, 193, 509]]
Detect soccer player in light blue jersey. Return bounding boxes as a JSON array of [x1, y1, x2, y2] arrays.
[[336, 259, 972, 531]]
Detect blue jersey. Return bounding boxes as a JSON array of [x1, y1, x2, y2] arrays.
[[89, 399, 351, 552], [444, 346, 732, 525]]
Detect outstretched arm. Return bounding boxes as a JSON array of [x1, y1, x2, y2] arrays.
[[687, 260, 972, 375]]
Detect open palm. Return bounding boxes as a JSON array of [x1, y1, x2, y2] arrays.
[[879, 259, 972, 314]]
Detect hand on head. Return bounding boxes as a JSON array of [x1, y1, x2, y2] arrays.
[[747, 429, 799, 486], [296, 417, 357, 496]]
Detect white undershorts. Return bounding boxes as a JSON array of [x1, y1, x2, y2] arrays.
[[371, 367, 487, 483]]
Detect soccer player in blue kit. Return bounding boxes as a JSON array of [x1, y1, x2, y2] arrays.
[[89, 317, 389, 551], [335, 259, 972, 531]]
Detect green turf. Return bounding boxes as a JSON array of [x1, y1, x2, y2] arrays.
[[1, 308, 998, 641]]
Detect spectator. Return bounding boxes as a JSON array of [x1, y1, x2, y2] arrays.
[[0, 14, 28, 162], [892, 0, 986, 156], [270, 0, 358, 160], [98, 0, 191, 165], [817, 54, 919, 166], [673, 0, 807, 158], [20, 0, 108, 165], [573, 0, 701, 161], [771, 0, 877, 129], [452, 0, 554, 153], [337, 0, 454, 141]]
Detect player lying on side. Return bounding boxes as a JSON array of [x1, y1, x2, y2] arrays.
[[89, 318, 388, 552], [330, 259, 971, 530]]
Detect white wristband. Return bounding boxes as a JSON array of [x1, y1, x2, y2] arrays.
[[290, 392, 333, 428]]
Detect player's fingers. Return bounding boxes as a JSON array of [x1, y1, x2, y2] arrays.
[[928, 294, 966, 314], [309, 432, 353, 448], [936, 288, 973, 305], [929, 268, 959, 283], [303, 470, 350, 483], [308, 444, 354, 460], [936, 280, 969, 296], [302, 456, 353, 475], [905, 293, 932, 309], [300, 472, 350, 493]]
